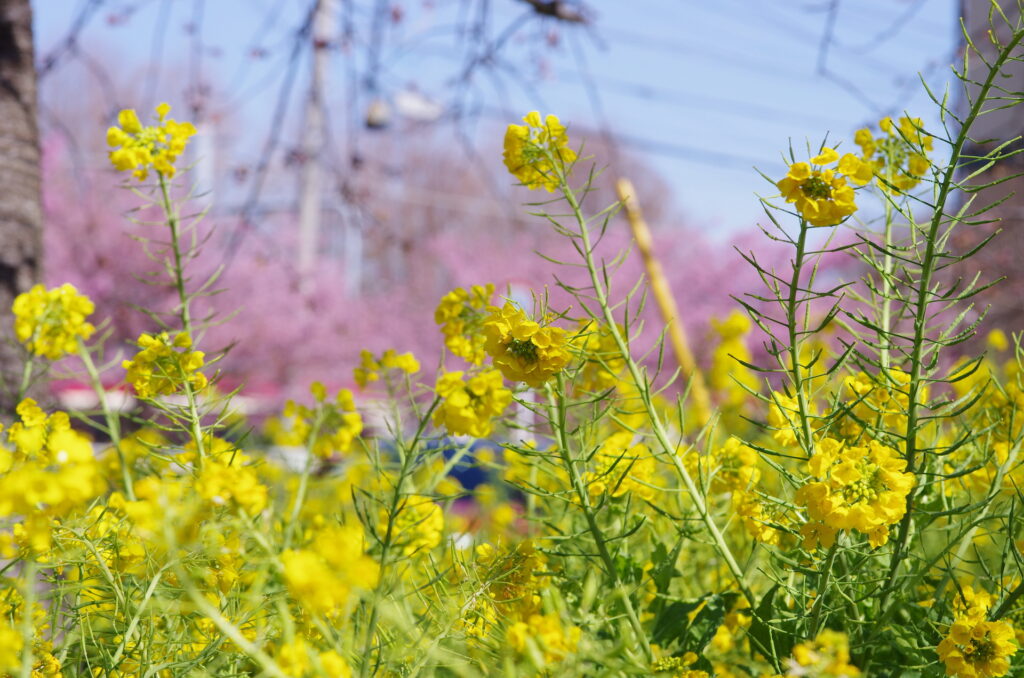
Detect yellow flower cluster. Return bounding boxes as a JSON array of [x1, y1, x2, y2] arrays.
[[777, 147, 870, 227], [688, 436, 760, 495], [734, 490, 786, 546], [282, 523, 379, 618], [585, 431, 657, 501], [575, 321, 626, 393], [708, 311, 759, 413], [786, 629, 860, 677], [0, 586, 63, 677], [270, 382, 363, 458], [0, 399, 105, 555], [433, 369, 513, 438], [483, 302, 572, 388], [123, 332, 208, 399], [938, 616, 1017, 678], [195, 454, 269, 516], [107, 103, 197, 180], [768, 391, 807, 448], [503, 111, 576, 192], [952, 584, 997, 622], [380, 494, 444, 557], [944, 341, 1024, 496], [796, 437, 915, 548], [696, 438, 782, 548], [435, 284, 494, 365], [12, 283, 95, 360], [837, 369, 913, 439], [0, 617, 21, 672], [274, 637, 353, 678], [506, 613, 580, 666], [650, 653, 708, 678], [463, 540, 547, 638], [854, 115, 933, 193], [352, 349, 420, 388], [90, 474, 186, 579]]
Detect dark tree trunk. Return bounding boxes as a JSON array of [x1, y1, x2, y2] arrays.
[[0, 0, 42, 412]]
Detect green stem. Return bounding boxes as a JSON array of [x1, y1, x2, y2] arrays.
[[16, 358, 33, 403], [556, 166, 755, 608], [359, 397, 440, 677], [808, 541, 839, 637], [18, 560, 35, 678], [77, 337, 134, 500], [544, 377, 652, 662], [158, 173, 193, 336], [879, 176, 895, 372], [157, 172, 207, 467], [283, 411, 325, 551], [786, 220, 816, 456], [875, 23, 1024, 630], [109, 567, 167, 667]]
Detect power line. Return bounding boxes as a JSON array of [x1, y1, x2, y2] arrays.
[[559, 69, 851, 130]]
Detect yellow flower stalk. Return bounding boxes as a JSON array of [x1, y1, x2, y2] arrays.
[[483, 301, 572, 388], [503, 111, 576, 192], [12, 283, 95, 360], [433, 369, 512, 438], [107, 102, 196, 180], [435, 284, 494, 365], [122, 331, 208, 399], [937, 617, 1017, 678], [776, 147, 867, 226]]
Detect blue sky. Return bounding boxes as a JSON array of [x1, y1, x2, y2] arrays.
[[33, 0, 960, 236]]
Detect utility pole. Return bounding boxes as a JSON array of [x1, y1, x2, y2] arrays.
[[0, 0, 42, 413], [297, 0, 337, 290]]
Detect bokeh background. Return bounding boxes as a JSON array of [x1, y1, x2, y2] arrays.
[[17, 0, 1018, 408]]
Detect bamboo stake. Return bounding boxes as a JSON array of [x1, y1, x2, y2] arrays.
[[615, 177, 712, 423]]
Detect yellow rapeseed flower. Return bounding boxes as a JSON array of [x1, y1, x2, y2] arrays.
[[708, 311, 758, 412], [107, 102, 196, 180], [836, 369, 913, 440], [506, 613, 580, 665], [282, 524, 378, 618], [787, 629, 861, 677], [585, 431, 657, 500], [435, 284, 494, 365], [952, 583, 996, 622], [937, 616, 1017, 678], [503, 111, 576, 192], [380, 494, 444, 557], [483, 302, 572, 388], [854, 115, 933, 193], [687, 436, 761, 495], [651, 654, 708, 677], [0, 616, 23, 671], [353, 349, 419, 388], [122, 332, 207, 399], [269, 383, 362, 458], [795, 437, 915, 547], [733, 489, 786, 546], [275, 638, 312, 677], [575, 320, 626, 394], [768, 391, 804, 447], [433, 369, 513, 438], [195, 456, 268, 516], [12, 283, 95, 360], [0, 399, 105, 556], [777, 147, 867, 226]]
